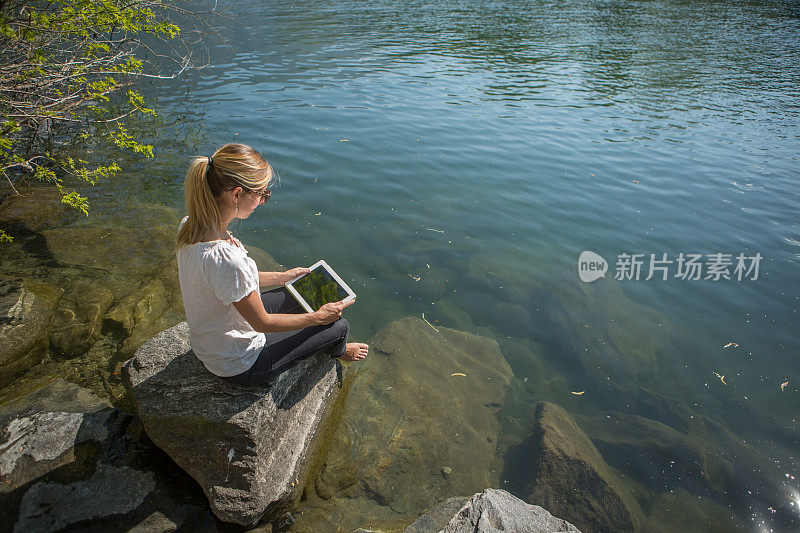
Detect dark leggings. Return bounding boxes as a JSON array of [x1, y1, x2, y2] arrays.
[[225, 287, 349, 387]]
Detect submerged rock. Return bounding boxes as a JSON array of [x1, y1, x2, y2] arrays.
[[107, 277, 176, 357], [579, 410, 706, 494], [49, 283, 114, 358], [427, 299, 475, 332], [0, 277, 61, 387], [302, 317, 513, 530], [0, 189, 186, 386], [122, 322, 341, 526], [525, 402, 644, 532], [579, 401, 790, 529], [436, 489, 580, 533]]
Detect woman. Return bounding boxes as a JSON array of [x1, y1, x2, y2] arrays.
[[175, 143, 368, 387]]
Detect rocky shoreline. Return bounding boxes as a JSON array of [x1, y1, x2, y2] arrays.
[[0, 325, 582, 532], [0, 185, 779, 531]]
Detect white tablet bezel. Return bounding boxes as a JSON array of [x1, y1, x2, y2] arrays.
[[284, 259, 356, 313]]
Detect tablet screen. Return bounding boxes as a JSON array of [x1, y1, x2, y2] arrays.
[[292, 265, 349, 311]]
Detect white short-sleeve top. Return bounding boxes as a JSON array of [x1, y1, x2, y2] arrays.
[[176, 220, 265, 377]]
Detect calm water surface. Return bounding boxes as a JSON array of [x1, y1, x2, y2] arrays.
[[123, 0, 799, 530]]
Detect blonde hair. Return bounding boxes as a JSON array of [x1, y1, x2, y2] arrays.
[[176, 143, 276, 250]]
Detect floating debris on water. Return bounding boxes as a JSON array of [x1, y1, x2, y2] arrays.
[[571, 391, 586, 396], [781, 381, 789, 391], [422, 312, 439, 332], [426, 228, 445, 233], [714, 372, 727, 385], [409, 274, 421, 281], [314, 212, 321, 215], [723, 342, 739, 348], [451, 372, 466, 377]]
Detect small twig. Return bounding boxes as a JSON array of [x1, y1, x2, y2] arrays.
[[2, 172, 23, 196]]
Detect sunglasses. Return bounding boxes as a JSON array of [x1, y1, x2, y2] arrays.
[[227, 186, 272, 204], [254, 189, 271, 204]]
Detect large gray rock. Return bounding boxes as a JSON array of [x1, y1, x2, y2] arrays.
[[122, 321, 341, 526], [437, 489, 580, 533]]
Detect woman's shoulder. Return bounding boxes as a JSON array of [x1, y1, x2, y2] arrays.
[[198, 239, 250, 266]]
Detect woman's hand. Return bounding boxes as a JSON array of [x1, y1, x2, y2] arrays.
[[281, 267, 310, 284], [314, 298, 355, 325]]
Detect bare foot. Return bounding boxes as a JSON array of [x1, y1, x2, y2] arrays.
[[340, 342, 369, 362]]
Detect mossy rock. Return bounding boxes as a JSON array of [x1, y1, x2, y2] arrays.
[[49, 284, 114, 358], [0, 278, 61, 388], [525, 402, 644, 532], [311, 317, 513, 528]]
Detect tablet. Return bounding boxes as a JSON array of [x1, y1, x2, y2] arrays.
[[285, 260, 356, 313]]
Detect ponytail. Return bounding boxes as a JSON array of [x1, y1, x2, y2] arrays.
[[175, 158, 222, 250]]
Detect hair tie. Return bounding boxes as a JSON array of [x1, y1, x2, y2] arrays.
[[204, 156, 213, 180]]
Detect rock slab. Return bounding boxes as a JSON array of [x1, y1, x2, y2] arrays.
[[122, 321, 340, 526], [437, 489, 580, 533]]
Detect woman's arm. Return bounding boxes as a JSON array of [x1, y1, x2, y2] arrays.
[[232, 290, 353, 333], [258, 267, 309, 287]]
